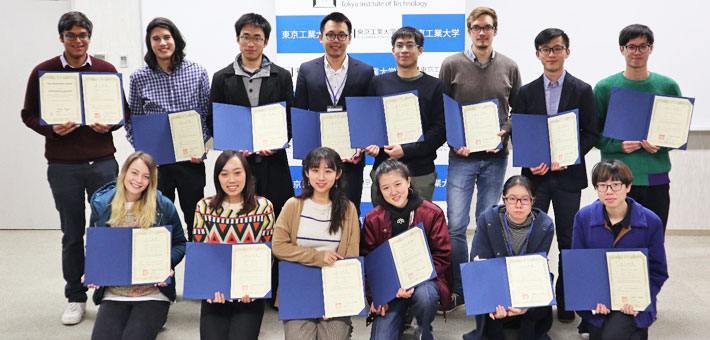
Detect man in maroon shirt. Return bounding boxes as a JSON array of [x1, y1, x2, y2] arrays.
[[21, 11, 123, 325]]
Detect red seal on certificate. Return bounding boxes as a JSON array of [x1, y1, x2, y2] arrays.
[[523, 293, 529, 300], [142, 269, 148, 276], [622, 296, 629, 304], [397, 132, 403, 138], [408, 272, 414, 280], [182, 149, 188, 155], [336, 302, 342, 310], [242, 285, 248, 292], [658, 134, 665, 140], [475, 139, 481, 145], [94, 113, 100, 118]]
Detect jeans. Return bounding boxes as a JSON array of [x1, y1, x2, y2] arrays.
[[47, 159, 118, 302], [446, 156, 507, 296], [370, 280, 440, 340], [91, 300, 169, 340]]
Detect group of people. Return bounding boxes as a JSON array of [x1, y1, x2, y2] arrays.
[[21, 5, 674, 340]]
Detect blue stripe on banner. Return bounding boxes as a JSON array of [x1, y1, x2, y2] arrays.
[[401, 14, 466, 52], [276, 15, 323, 53], [349, 53, 398, 76]]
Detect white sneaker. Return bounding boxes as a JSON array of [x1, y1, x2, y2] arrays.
[[61, 302, 86, 325]]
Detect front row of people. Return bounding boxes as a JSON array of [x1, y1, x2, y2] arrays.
[[85, 149, 667, 340]]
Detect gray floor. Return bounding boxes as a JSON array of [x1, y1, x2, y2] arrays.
[[1, 230, 708, 339]]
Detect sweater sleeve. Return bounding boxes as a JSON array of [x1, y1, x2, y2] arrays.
[[21, 67, 58, 138], [471, 211, 495, 259], [426, 207, 451, 278], [271, 198, 326, 267], [341, 202, 361, 258], [593, 83, 624, 153], [198, 66, 211, 140]]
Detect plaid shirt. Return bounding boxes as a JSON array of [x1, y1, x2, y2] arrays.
[[126, 59, 210, 145]]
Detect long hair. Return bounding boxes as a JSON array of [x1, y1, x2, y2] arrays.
[[144, 17, 186, 72], [108, 152, 159, 229], [373, 159, 419, 205], [297, 147, 349, 234], [208, 150, 257, 214]]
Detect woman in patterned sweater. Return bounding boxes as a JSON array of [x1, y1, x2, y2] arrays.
[[192, 150, 275, 340]]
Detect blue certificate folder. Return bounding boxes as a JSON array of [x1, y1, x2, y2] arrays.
[[182, 242, 272, 300], [84, 225, 173, 287], [345, 90, 424, 148], [212, 102, 289, 152], [511, 109, 581, 167], [364, 223, 437, 308], [460, 253, 556, 316], [562, 248, 649, 311], [443, 94, 502, 150], [38, 71, 125, 126], [291, 108, 356, 160], [132, 111, 206, 166], [278, 257, 368, 320], [603, 87, 694, 150]]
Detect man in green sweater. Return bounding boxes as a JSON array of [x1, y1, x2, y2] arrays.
[[594, 24, 681, 232]]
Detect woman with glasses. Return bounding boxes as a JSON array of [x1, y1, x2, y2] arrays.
[[463, 175, 554, 340], [572, 160, 668, 340]]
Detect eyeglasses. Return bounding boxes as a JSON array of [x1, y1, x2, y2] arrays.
[[239, 35, 265, 43], [596, 182, 625, 192], [469, 25, 495, 33], [538, 45, 567, 55], [394, 43, 419, 51], [623, 44, 651, 53], [324, 32, 349, 41], [503, 196, 533, 205], [63, 33, 90, 41]]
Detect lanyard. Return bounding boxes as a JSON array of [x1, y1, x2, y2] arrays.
[[504, 213, 535, 256], [325, 71, 347, 105]]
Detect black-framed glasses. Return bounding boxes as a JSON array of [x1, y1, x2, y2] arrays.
[[63, 33, 90, 41], [538, 45, 567, 55], [623, 44, 651, 53], [596, 182, 625, 192], [239, 35, 265, 43], [394, 43, 419, 51], [503, 196, 533, 205], [324, 32, 349, 41], [468, 25, 495, 33]]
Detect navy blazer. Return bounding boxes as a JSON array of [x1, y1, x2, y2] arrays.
[[294, 55, 374, 111], [512, 72, 599, 192]]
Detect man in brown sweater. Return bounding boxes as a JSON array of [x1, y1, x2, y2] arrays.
[[21, 11, 123, 325]]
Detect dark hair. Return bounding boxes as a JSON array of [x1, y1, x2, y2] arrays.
[[619, 24, 654, 46], [502, 175, 535, 197], [373, 159, 419, 205], [320, 12, 352, 34], [298, 147, 349, 234], [209, 150, 257, 215], [235, 13, 271, 40], [591, 160, 633, 188], [391, 26, 424, 48], [144, 17, 186, 72], [58, 11, 93, 36], [534, 28, 569, 50]]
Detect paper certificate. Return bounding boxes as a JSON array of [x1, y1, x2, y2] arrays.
[[320, 112, 356, 159], [251, 103, 288, 152], [506, 254, 554, 308], [606, 251, 651, 311], [322, 259, 366, 318], [462, 101, 500, 152], [547, 112, 580, 167], [39, 72, 82, 124], [647, 96, 693, 148], [131, 227, 171, 284], [382, 93, 423, 145], [168, 110, 205, 162], [82, 73, 124, 125], [230, 244, 272, 299], [389, 227, 434, 289]]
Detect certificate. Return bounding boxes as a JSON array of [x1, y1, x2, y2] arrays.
[[230, 244, 272, 299], [82, 73, 124, 125], [462, 101, 500, 152], [322, 259, 366, 318], [320, 112, 356, 159], [131, 227, 171, 284], [251, 103, 288, 152], [382, 93, 423, 145], [547, 111, 580, 167], [39, 72, 82, 124], [389, 227, 434, 289], [647, 96, 693, 148], [506, 254, 554, 308], [168, 110, 205, 162], [606, 251, 651, 311]]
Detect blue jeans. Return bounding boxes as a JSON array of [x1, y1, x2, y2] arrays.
[[370, 280, 440, 340], [446, 156, 507, 296]]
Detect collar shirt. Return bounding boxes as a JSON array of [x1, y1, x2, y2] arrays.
[[465, 48, 496, 69], [233, 54, 272, 107], [543, 70, 566, 115], [324, 55, 349, 105], [60, 53, 92, 69]]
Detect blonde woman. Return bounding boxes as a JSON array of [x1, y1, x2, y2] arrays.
[[86, 151, 186, 340]]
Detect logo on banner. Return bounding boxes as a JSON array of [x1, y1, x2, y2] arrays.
[[402, 14, 465, 52], [313, 0, 336, 8], [276, 15, 324, 53]]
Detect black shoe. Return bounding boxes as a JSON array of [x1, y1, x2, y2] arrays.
[[557, 309, 576, 323], [438, 292, 464, 314]]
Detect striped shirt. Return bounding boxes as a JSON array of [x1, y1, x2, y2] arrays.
[[296, 199, 341, 252], [193, 196, 275, 244]]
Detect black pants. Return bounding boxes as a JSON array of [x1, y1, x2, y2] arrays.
[[157, 162, 206, 241], [532, 178, 581, 315], [200, 300, 265, 340], [588, 312, 648, 340], [628, 184, 670, 233], [91, 300, 170, 340], [485, 306, 552, 340], [342, 161, 365, 217], [47, 159, 118, 302]]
